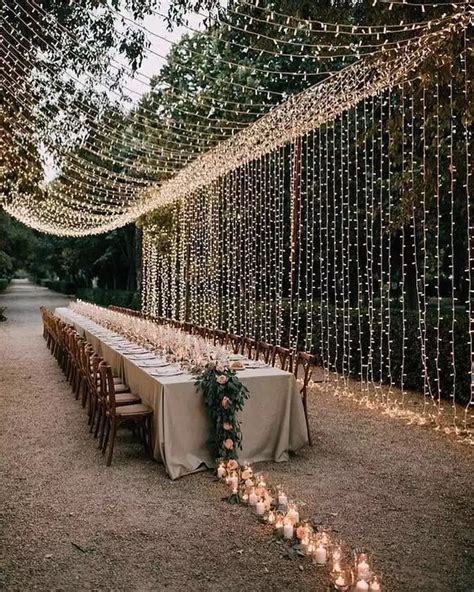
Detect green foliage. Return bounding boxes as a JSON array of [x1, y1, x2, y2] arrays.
[[195, 363, 250, 460], [76, 288, 140, 310], [277, 302, 471, 405], [0, 279, 9, 292], [0, 306, 7, 322]]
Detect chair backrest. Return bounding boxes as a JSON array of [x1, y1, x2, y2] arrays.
[[226, 333, 243, 355], [271, 346, 292, 372], [214, 329, 227, 346], [99, 361, 117, 416], [293, 351, 316, 389], [241, 337, 257, 359], [90, 353, 102, 398], [255, 342, 274, 364]]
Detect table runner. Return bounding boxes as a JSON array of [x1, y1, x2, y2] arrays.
[[55, 307, 309, 479]]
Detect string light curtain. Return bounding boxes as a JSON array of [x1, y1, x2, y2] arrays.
[[142, 20, 472, 432], [1, 5, 471, 234]]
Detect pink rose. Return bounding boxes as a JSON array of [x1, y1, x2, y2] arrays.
[[227, 459, 239, 471], [223, 422, 233, 431], [216, 375, 228, 385], [221, 396, 230, 409], [223, 438, 234, 450]]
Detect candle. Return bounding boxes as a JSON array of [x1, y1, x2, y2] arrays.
[[332, 547, 342, 562], [256, 499, 265, 516], [278, 492, 288, 507], [357, 560, 370, 581], [217, 464, 226, 479], [274, 517, 284, 536], [314, 544, 327, 565], [241, 493, 249, 503], [248, 488, 258, 506], [267, 511, 275, 524], [229, 473, 239, 490], [301, 536, 310, 554], [355, 580, 369, 592], [334, 575, 349, 591], [320, 531, 330, 545], [283, 521, 294, 539], [369, 578, 381, 591], [232, 488, 238, 495], [287, 507, 299, 525], [245, 478, 253, 488]]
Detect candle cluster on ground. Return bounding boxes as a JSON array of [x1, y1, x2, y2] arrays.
[[217, 460, 383, 591]]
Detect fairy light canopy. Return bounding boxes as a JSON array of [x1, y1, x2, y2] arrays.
[[2, 0, 471, 236]]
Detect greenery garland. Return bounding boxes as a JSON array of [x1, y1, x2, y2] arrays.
[[195, 362, 250, 461]]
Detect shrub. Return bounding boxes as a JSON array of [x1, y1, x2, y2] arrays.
[[0, 305, 6, 321], [0, 278, 9, 292], [76, 288, 140, 310]]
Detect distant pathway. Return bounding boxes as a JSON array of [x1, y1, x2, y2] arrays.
[[0, 280, 473, 591]]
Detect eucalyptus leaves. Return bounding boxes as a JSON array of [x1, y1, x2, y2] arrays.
[[195, 362, 250, 461]]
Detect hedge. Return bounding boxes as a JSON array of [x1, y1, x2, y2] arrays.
[[76, 288, 140, 310], [0, 278, 9, 292], [281, 303, 471, 405], [40, 279, 140, 310]]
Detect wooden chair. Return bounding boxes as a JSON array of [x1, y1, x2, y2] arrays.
[[213, 329, 227, 346], [99, 362, 153, 466], [255, 341, 274, 364], [271, 346, 293, 372], [241, 336, 257, 359], [226, 333, 243, 355], [293, 351, 317, 447]]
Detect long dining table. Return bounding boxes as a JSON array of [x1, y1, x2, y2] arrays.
[[55, 307, 309, 479]]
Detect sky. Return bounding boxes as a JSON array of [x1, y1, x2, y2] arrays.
[[118, 1, 207, 103]]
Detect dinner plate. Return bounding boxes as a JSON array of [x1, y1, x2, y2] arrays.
[[135, 360, 170, 367], [149, 368, 183, 377], [127, 353, 157, 360]]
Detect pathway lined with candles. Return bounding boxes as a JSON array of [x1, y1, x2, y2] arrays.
[[1, 280, 473, 591]]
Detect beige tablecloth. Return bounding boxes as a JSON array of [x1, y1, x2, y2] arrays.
[[56, 307, 309, 479]]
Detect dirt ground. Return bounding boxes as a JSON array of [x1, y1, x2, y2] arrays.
[[1, 280, 473, 592]]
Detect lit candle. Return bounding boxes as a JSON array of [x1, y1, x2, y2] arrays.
[[357, 559, 370, 581], [314, 544, 327, 565], [283, 521, 294, 540], [369, 577, 381, 591], [241, 493, 249, 504], [301, 536, 310, 554], [248, 488, 258, 506], [320, 531, 330, 545], [267, 511, 275, 524], [217, 464, 226, 479], [355, 580, 369, 592], [274, 516, 284, 536], [278, 492, 288, 507], [332, 546, 342, 562], [287, 506, 299, 525], [334, 575, 349, 591], [229, 472, 239, 490], [256, 499, 265, 516], [232, 488, 238, 495]]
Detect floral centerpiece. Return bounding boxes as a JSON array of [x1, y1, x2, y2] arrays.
[[195, 362, 250, 461]]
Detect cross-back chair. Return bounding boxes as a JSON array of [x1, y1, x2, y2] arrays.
[[98, 361, 153, 466]]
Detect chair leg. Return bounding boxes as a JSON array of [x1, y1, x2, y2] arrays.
[[145, 416, 153, 457], [302, 391, 312, 447], [102, 419, 111, 454], [97, 409, 106, 445], [106, 420, 118, 466]]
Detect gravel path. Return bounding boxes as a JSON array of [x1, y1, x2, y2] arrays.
[[1, 280, 473, 592]]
